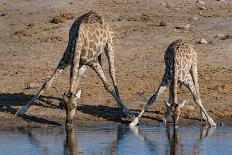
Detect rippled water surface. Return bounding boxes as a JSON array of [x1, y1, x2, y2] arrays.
[[0, 124, 232, 155]]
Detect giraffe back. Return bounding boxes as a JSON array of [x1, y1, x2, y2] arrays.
[[61, 11, 112, 66], [164, 39, 197, 82]]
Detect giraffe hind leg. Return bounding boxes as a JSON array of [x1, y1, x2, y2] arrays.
[[15, 62, 68, 116], [182, 76, 216, 126], [105, 41, 121, 98]]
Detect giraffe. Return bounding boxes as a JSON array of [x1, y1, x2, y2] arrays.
[[130, 39, 216, 127], [15, 11, 133, 127]]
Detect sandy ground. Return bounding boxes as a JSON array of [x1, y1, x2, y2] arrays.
[[0, 0, 232, 128]]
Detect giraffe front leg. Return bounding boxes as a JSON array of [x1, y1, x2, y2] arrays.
[[91, 61, 133, 116], [130, 79, 168, 127], [15, 64, 66, 116], [163, 101, 172, 124], [183, 79, 216, 127], [200, 109, 207, 121], [105, 41, 120, 97]]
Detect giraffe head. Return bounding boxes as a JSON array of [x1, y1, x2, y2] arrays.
[[62, 90, 81, 127], [165, 100, 186, 125]]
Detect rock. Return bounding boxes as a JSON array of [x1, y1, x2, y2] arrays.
[[198, 6, 206, 10], [198, 38, 208, 44], [161, 2, 166, 6], [214, 33, 225, 38], [184, 24, 191, 29], [159, 21, 167, 26], [199, 12, 203, 15], [221, 34, 232, 40], [27, 23, 34, 27], [0, 13, 6, 16], [195, 0, 205, 5], [50, 18, 60, 24], [26, 83, 40, 89], [217, 0, 225, 2], [175, 24, 191, 30], [192, 16, 200, 21]]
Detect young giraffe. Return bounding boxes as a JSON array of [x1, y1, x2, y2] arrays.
[[130, 39, 216, 127], [15, 11, 133, 126]]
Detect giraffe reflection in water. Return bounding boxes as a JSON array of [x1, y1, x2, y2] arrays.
[[63, 124, 214, 155]]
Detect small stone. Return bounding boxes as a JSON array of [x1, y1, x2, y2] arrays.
[[184, 24, 191, 29], [27, 23, 34, 27], [196, 0, 205, 5], [175, 24, 191, 30], [221, 34, 232, 40], [0, 13, 6, 16], [159, 21, 167, 26], [217, 0, 225, 2], [192, 16, 200, 21], [26, 83, 40, 89], [161, 2, 166, 6], [198, 38, 208, 44], [214, 33, 225, 38], [198, 6, 206, 10]]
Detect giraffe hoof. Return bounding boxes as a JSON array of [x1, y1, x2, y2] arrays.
[[129, 117, 139, 127], [209, 121, 216, 127], [162, 118, 167, 124]]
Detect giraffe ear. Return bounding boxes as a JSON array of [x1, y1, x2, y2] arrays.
[[74, 90, 82, 101], [177, 100, 186, 108]]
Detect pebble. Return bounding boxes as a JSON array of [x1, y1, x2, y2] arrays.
[[175, 24, 191, 30], [214, 33, 225, 38], [0, 13, 6, 16], [159, 21, 167, 26], [192, 16, 200, 21], [217, 0, 225, 2], [161, 2, 166, 6], [198, 6, 206, 10], [195, 0, 205, 5], [199, 12, 203, 15], [198, 38, 208, 44], [184, 24, 191, 29], [221, 34, 232, 40], [26, 83, 40, 89]]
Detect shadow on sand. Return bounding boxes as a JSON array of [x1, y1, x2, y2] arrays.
[[0, 93, 147, 125]]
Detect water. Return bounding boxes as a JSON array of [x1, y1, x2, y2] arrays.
[[0, 124, 232, 155]]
